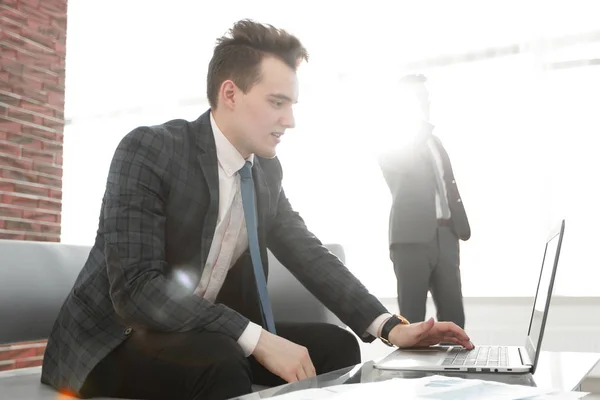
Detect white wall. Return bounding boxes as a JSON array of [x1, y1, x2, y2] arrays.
[[61, 0, 600, 299]]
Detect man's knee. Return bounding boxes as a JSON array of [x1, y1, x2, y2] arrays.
[[186, 334, 252, 399]]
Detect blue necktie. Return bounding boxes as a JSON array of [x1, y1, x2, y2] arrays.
[[239, 161, 277, 334]]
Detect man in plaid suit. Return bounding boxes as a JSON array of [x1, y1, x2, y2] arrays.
[[41, 20, 473, 399]]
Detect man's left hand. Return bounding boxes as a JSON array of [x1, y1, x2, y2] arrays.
[[388, 317, 474, 349]]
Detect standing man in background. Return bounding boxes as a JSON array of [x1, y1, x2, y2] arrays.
[[378, 74, 471, 329]]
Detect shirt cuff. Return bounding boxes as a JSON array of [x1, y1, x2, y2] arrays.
[[237, 321, 263, 357], [366, 313, 393, 338]]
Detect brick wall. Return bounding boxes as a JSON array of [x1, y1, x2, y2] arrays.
[[0, 0, 68, 370]]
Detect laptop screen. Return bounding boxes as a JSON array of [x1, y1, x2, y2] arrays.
[[525, 220, 565, 371]]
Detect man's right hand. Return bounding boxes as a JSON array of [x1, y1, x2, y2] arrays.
[[252, 329, 316, 382]]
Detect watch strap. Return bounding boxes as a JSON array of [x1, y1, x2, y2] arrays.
[[380, 314, 410, 346]]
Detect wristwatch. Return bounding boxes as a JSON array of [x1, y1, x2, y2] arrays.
[[379, 314, 410, 347]]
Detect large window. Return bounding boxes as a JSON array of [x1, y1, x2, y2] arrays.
[[61, 0, 600, 297]]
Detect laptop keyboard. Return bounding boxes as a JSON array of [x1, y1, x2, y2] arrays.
[[442, 346, 509, 367]]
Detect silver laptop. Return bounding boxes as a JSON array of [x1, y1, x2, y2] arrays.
[[374, 219, 566, 374]]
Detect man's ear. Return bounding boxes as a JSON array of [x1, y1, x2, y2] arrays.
[[220, 80, 239, 110]]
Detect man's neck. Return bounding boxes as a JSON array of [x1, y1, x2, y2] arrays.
[[211, 109, 251, 159]]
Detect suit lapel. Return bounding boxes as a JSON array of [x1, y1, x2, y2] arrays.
[[431, 136, 455, 182], [193, 111, 220, 266]]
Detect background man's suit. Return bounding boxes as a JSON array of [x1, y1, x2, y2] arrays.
[[379, 123, 470, 328], [41, 111, 387, 396]]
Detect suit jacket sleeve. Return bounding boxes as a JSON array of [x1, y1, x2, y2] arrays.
[[103, 127, 249, 339], [266, 165, 388, 342]]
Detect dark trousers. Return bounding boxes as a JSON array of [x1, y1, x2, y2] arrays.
[[80, 322, 361, 400], [391, 225, 465, 328]]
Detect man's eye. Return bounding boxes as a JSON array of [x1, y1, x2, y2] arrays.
[[271, 100, 283, 107]]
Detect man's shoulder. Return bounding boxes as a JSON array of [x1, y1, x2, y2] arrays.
[[127, 118, 192, 142], [255, 156, 283, 180], [118, 114, 207, 157]]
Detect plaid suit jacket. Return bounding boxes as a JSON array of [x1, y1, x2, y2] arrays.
[[41, 110, 388, 394]]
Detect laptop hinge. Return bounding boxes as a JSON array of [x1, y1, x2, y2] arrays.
[[518, 347, 532, 366]]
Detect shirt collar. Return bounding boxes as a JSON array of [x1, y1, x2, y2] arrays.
[[210, 112, 254, 178]]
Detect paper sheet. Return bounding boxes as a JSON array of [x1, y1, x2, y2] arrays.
[[268, 375, 589, 399]]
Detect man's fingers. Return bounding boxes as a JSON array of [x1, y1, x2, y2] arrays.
[[284, 372, 299, 383], [438, 322, 471, 342], [438, 336, 465, 345], [306, 360, 316, 378], [296, 367, 308, 381]]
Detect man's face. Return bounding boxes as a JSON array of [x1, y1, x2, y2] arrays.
[[231, 57, 299, 159]]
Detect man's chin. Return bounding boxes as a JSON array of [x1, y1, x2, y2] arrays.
[[254, 147, 278, 159]]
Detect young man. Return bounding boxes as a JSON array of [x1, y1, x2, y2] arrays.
[[42, 21, 473, 400], [379, 74, 471, 329]]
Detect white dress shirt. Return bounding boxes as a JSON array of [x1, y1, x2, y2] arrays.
[[196, 113, 391, 357]]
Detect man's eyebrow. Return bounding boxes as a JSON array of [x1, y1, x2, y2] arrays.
[[269, 93, 297, 104]]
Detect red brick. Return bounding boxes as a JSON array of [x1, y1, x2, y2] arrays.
[[0, 139, 21, 157], [0, 3, 26, 21], [35, 24, 62, 40], [35, 344, 47, 356], [0, 360, 16, 372], [25, 234, 59, 242], [53, 40, 66, 54], [38, 174, 61, 188], [21, 146, 54, 164], [41, 223, 60, 235], [0, 179, 15, 192], [5, 219, 35, 232], [21, 125, 57, 141], [0, 204, 23, 218], [0, 232, 25, 240], [17, 2, 50, 23], [0, 346, 36, 361], [15, 356, 44, 369], [12, 87, 48, 104], [47, 90, 64, 105], [0, 92, 21, 106], [1, 0, 66, 243], [8, 72, 44, 92], [7, 340, 47, 347], [0, 153, 33, 170], [0, 16, 26, 31], [15, 51, 62, 69], [19, 99, 57, 118], [22, 209, 59, 223], [1, 15, 26, 32], [3, 0, 21, 7], [2, 193, 40, 208], [32, 160, 61, 176], [0, 119, 22, 134], [18, 25, 57, 48], [2, 167, 36, 183], [38, 198, 61, 212], [14, 181, 51, 198], [5, 131, 39, 147], [39, 3, 65, 20]]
